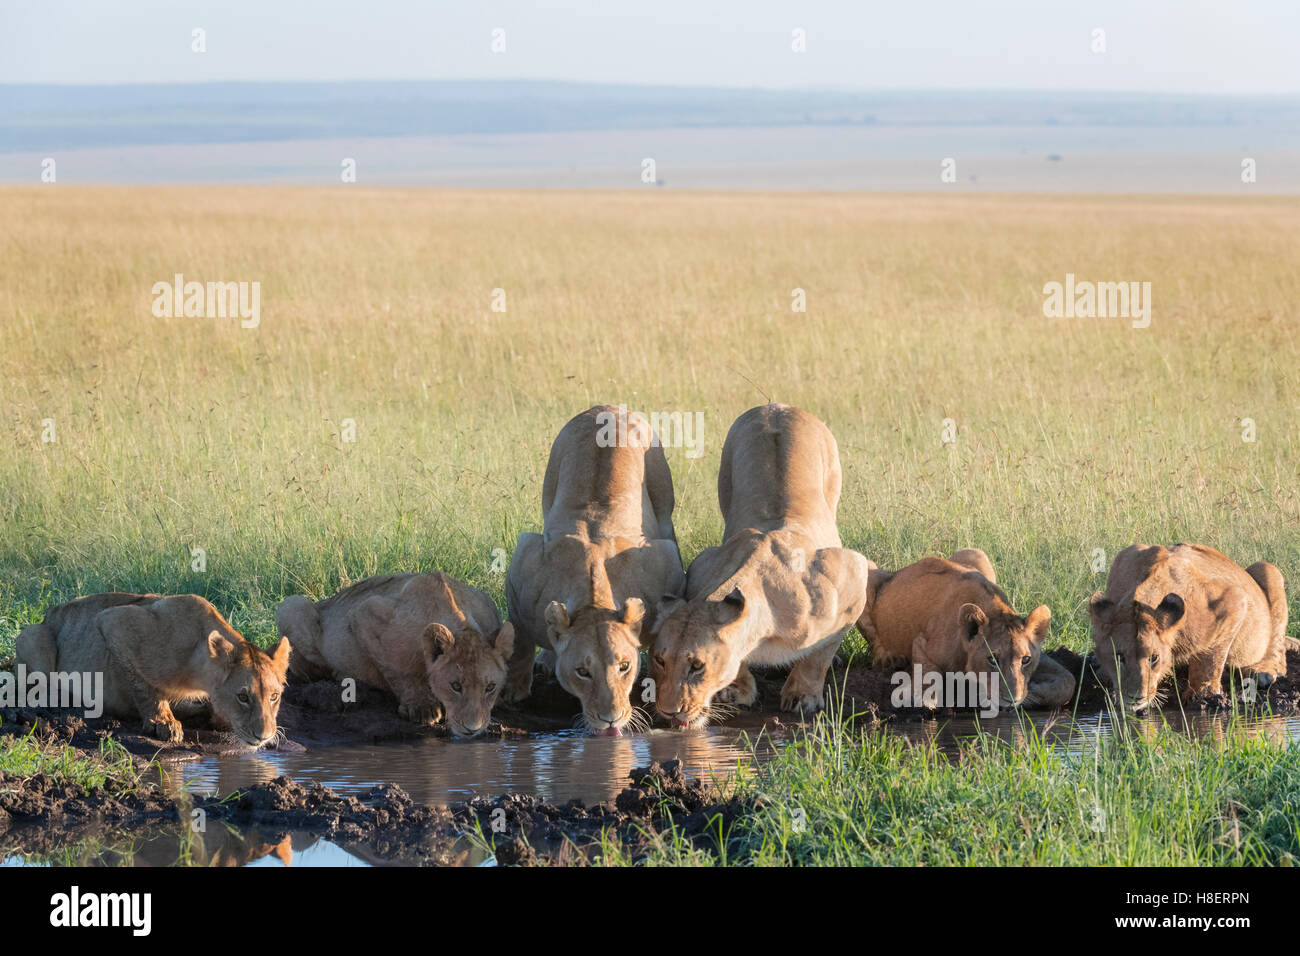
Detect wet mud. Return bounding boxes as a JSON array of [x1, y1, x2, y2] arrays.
[[0, 759, 741, 866]]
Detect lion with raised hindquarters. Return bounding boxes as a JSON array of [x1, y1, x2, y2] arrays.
[[1090, 543, 1290, 710], [506, 404, 686, 736], [650, 404, 871, 728], [858, 549, 1075, 710], [276, 572, 512, 737], [15, 592, 290, 747]]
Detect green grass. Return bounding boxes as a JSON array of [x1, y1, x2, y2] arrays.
[[599, 712, 1300, 866], [0, 728, 142, 792]]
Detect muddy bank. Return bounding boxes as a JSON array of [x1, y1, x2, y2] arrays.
[[0, 759, 743, 866], [0, 704, 256, 762]]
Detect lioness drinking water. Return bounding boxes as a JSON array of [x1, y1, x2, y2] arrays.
[[650, 404, 871, 728], [506, 404, 686, 736], [1090, 543, 1290, 709], [858, 549, 1076, 710], [276, 572, 512, 737], [15, 592, 290, 747]]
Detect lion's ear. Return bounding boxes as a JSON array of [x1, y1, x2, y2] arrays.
[[1088, 591, 1114, 625], [491, 622, 515, 660], [959, 603, 987, 640], [207, 629, 238, 663], [646, 595, 683, 642], [421, 623, 455, 673], [544, 601, 570, 631], [1153, 593, 1185, 630], [711, 587, 745, 624], [621, 598, 645, 627], [270, 636, 292, 678], [544, 601, 572, 654], [1026, 605, 1051, 644]]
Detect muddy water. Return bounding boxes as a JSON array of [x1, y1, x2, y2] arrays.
[[6, 710, 1297, 867], [171, 709, 1300, 810], [171, 715, 790, 808]]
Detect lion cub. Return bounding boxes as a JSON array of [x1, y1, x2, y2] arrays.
[[15, 592, 291, 746], [859, 549, 1075, 710], [276, 572, 513, 737], [1090, 543, 1289, 710]]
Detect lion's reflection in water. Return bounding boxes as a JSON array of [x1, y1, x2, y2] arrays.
[[174, 722, 786, 809]]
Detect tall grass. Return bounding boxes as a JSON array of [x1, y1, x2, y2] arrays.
[[600, 712, 1300, 866], [1, 188, 1297, 655]]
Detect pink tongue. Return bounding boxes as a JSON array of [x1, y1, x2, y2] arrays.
[[595, 726, 622, 737]]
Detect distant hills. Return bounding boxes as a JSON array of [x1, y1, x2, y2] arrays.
[[4, 80, 1299, 152]]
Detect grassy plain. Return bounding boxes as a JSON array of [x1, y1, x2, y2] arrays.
[[2, 187, 1296, 658]]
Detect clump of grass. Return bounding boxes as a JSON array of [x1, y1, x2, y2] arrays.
[[0, 728, 142, 792]]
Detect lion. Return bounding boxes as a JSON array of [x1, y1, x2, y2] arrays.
[[650, 404, 871, 728], [858, 549, 1075, 710], [506, 404, 686, 736], [1090, 543, 1290, 710], [276, 572, 512, 737], [15, 592, 290, 747]]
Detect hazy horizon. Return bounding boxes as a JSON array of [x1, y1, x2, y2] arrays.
[[3, 1, 1298, 94], [5, 2, 1297, 191]]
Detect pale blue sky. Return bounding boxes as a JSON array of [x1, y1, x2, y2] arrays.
[[1, 0, 1297, 93]]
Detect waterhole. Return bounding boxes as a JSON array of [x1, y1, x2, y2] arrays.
[[4, 710, 1296, 867]]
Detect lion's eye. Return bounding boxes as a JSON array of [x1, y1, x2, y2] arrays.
[[1147, 653, 1159, 666], [577, 667, 590, 679], [485, 683, 496, 695], [654, 655, 666, 669], [451, 681, 463, 694], [618, 660, 631, 675], [270, 692, 280, 702], [689, 659, 704, 674], [1021, 655, 1032, 670], [987, 655, 998, 669], [237, 692, 250, 705]]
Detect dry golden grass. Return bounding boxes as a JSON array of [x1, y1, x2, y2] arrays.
[[1, 187, 1297, 652]]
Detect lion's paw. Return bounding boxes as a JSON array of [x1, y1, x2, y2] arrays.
[[716, 672, 758, 708], [398, 701, 442, 725], [143, 716, 184, 743], [501, 674, 533, 705], [715, 685, 752, 707], [1251, 671, 1279, 690], [1183, 689, 1228, 712], [779, 688, 825, 716]]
